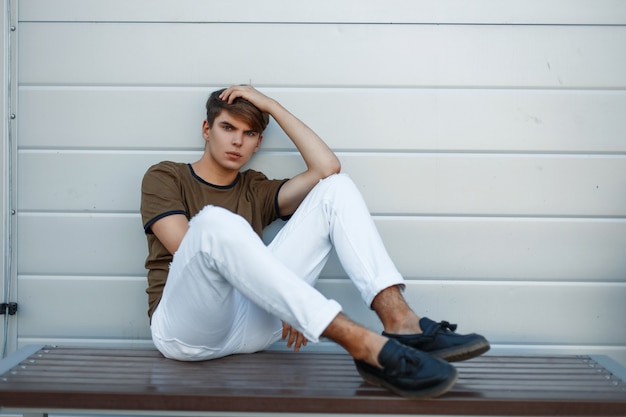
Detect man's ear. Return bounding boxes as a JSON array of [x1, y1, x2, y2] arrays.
[[254, 134, 264, 152], [202, 120, 211, 141]]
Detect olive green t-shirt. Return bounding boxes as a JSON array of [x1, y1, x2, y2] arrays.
[[140, 161, 287, 319]]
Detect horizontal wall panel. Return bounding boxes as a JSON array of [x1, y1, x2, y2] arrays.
[[18, 214, 626, 282], [19, 87, 626, 153], [315, 280, 626, 345], [373, 217, 626, 282], [17, 338, 155, 350], [18, 276, 626, 345], [18, 214, 148, 276], [18, 152, 626, 216], [18, 276, 151, 339], [19, 23, 626, 88], [18, 0, 626, 25], [338, 154, 626, 216], [16, 152, 194, 213]]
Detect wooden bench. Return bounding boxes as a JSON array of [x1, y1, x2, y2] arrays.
[[1, 345, 625, 416]]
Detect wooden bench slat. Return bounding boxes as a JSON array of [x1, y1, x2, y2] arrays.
[[1, 345, 625, 416], [9, 368, 619, 386]]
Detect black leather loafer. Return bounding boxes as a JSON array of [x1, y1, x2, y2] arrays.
[[383, 317, 490, 362], [354, 339, 458, 399]]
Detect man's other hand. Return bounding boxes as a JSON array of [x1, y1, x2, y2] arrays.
[[282, 322, 308, 352]]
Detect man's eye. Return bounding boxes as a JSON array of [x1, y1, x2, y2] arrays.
[[246, 131, 258, 137]]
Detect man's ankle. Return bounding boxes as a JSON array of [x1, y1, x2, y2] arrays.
[[322, 313, 386, 367], [384, 316, 423, 335], [372, 286, 422, 335], [344, 330, 387, 368]]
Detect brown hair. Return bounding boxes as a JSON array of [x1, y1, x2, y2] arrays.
[[205, 88, 270, 133]]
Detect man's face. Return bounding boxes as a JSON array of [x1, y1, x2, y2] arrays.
[[202, 110, 263, 172]]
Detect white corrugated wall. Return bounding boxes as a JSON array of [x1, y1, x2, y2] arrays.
[[2, 0, 626, 371]]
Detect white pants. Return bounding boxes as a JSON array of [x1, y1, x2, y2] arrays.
[[151, 174, 405, 361]]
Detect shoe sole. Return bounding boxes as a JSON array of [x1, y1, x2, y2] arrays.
[[356, 366, 459, 399], [431, 339, 491, 362]]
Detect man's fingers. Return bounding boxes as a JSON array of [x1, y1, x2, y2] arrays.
[[292, 332, 309, 352], [294, 333, 304, 352], [219, 85, 252, 104], [281, 322, 308, 352], [287, 329, 296, 348]]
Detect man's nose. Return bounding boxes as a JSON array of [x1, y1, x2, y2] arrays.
[[232, 133, 243, 146]]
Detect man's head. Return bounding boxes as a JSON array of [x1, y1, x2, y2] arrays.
[[205, 88, 270, 133]]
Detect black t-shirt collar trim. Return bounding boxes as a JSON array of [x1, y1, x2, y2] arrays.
[[187, 163, 240, 189]]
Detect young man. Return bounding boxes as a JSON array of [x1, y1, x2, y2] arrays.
[[141, 85, 489, 399]]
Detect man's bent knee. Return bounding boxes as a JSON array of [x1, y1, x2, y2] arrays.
[[190, 206, 254, 236]]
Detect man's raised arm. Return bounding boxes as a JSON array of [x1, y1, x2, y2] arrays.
[[219, 86, 341, 216]]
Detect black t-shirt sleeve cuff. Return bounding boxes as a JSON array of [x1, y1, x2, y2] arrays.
[[144, 210, 187, 234]]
